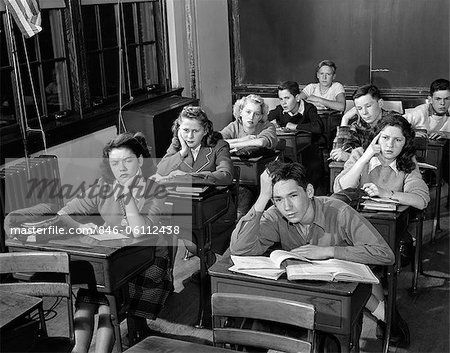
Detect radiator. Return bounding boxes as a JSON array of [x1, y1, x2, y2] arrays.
[[0, 155, 63, 251]]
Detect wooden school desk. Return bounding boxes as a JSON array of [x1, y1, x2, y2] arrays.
[[209, 257, 371, 353], [165, 185, 233, 327], [231, 154, 279, 186], [0, 289, 43, 330], [359, 205, 409, 353], [6, 235, 158, 352], [318, 110, 342, 148], [275, 128, 312, 163]]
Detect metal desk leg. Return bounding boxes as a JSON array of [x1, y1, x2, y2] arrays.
[[195, 225, 209, 328]]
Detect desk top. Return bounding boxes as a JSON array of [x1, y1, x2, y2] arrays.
[[276, 128, 312, 137], [6, 234, 157, 258], [0, 290, 42, 329], [209, 257, 366, 297], [359, 205, 409, 220]]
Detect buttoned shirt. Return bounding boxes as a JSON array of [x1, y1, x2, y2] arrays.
[[230, 196, 395, 265]]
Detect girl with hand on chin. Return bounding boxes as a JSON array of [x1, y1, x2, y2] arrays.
[[155, 106, 233, 184], [334, 113, 430, 210], [220, 94, 278, 153], [57, 132, 173, 351], [299, 60, 346, 112]]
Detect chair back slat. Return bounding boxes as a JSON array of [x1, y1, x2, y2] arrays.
[[0, 282, 71, 298], [212, 293, 315, 329], [214, 328, 312, 353], [0, 252, 70, 274]]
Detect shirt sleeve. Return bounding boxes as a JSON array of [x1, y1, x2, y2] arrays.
[[403, 165, 430, 210], [334, 204, 395, 265], [296, 104, 324, 134], [268, 106, 280, 122], [220, 121, 238, 139], [58, 183, 101, 216], [332, 82, 346, 98], [301, 83, 314, 97], [230, 207, 281, 255], [403, 108, 426, 130], [156, 137, 184, 176], [257, 121, 278, 149], [333, 148, 364, 192]]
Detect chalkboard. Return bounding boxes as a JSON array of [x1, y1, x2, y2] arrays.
[[230, 0, 449, 96]]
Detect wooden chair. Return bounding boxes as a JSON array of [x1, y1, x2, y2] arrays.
[[124, 293, 316, 353], [0, 251, 75, 352], [212, 293, 317, 352]]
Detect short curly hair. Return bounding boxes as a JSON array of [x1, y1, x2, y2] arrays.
[[373, 113, 416, 174], [101, 132, 152, 182], [315, 59, 337, 75], [232, 94, 269, 123], [170, 105, 222, 149]]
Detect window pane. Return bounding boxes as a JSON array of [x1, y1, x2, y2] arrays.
[[123, 3, 136, 44], [142, 43, 158, 86], [100, 4, 117, 49], [43, 61, 71, 114], [86, 53, 102, 98], [103, 49, 119, 96], [0, 69, 16, 127], [127, 46, 139, 90], [139, 2, 156, 43], [39, 11, 54, 60], [82, 6, 98, 51]]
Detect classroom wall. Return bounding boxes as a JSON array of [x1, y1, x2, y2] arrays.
[[16, 126, 117, 201], [167, 0, 232, 130]]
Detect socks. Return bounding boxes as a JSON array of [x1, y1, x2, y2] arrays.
[[372, 300, 385, 322]]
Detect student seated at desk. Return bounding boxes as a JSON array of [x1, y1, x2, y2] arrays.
[[299, 60, 346, 112], [333, 114, 430, 210], [4, 133, 174, 352], [230, 161, 399, 343], [221, 94, 278, 218], [404, 78, 450, 187], [155, 106, 234, 258], [330, 84, 391, 162], [268, 81, 326, 194], [154, 105, 233, 184]]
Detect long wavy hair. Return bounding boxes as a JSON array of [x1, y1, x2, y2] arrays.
[[171, 105, 222, 150], [101, 132, 153, 183], [232, 94, 269, 123], [371, 113, 416, 174]]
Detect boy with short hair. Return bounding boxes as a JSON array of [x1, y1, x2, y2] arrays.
[[268, 81, 326, 194], [230, 161, 408, 346], [404, 78, 450, 140], [330, 84, 391, 162]]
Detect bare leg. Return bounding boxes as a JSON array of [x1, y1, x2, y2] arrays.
[[95, 304, 115, 353], [72, 303, 96, 353]]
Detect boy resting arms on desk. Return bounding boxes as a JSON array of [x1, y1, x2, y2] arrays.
[[230, 161, 399, 343]]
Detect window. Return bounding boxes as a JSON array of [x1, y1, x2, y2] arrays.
[[81, 0, 162, 106], [0, 7, 71, 129]]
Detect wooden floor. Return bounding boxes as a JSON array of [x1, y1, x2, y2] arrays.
[[44, 187, 449, 353]]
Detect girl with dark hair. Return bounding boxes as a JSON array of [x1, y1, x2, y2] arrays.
[[56, 132, 173, 352], [155, 106, 233, 184], [334, 113, 430, 210]]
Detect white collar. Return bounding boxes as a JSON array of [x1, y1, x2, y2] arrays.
[[368, 156, 399, 174], [288, 99, 305, 116], [191, 145, 202, 161]]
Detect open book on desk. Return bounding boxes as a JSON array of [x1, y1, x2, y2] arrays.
[[230, 251, 379, 284], [360, 196, 399, 212], [229, 250, 312, 280]]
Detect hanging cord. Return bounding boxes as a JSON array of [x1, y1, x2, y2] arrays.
[[22, 35, 47, 153], [116, 0, 134, 133], [5, 7, 32, 177], [5, 7, 28, 156]]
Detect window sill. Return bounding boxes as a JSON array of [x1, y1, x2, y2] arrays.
[[0, 88, 186, 164]]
